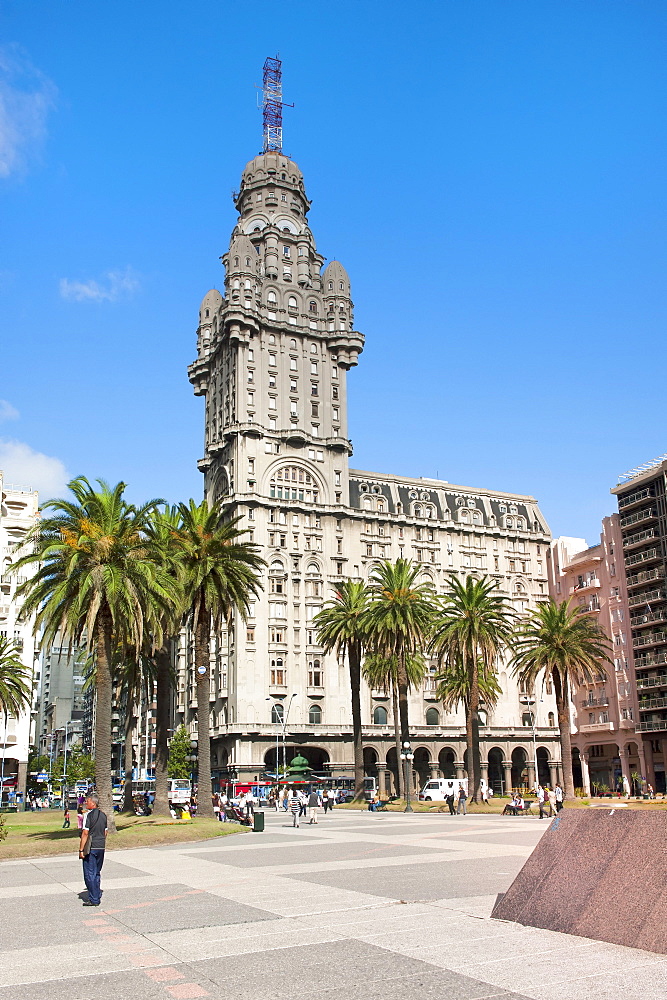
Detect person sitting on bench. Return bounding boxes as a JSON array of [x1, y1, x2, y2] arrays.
[[503, 793, 524, 816]]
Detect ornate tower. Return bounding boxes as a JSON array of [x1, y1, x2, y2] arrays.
[[188, 150, 364, 509]]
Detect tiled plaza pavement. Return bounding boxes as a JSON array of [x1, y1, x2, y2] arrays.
[[0, 809, 664, 1000]]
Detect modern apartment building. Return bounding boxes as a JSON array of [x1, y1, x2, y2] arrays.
[[611, 455, 667, 792], [0, 473, 39, 803], [180, 138, 562, 796], [548, 517, 643, 794], [38, 637, 87, 755]]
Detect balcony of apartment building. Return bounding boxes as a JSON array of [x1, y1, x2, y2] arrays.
[[625, 547, 662, 569], [636, 717, 667, 733], [630, 607, 667, 628], [636, 672, 667, 691], [580, 693, 610, 709], [627, 586, 666, 608], [620, 508, 658, 530], [618, 486, 655, 511], [626, 566, 665, 589], [571, 576, 601, 595], [623, 527, 660, 551], [634, 650, 667, 669], [633, 631, 667, 649]]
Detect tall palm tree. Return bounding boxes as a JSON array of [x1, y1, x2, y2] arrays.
[[510, 598, 612, 800], [144, 506, 186, 818], [363, 651, 427, 798], [116, 650, 156, 814], [435, 654, 502, 784], [15, 477, 178, 831], [173, 498, 264, 818], [363, 560, 436, 760], [314, 580, 369, 801], [429, 575, 515, 802], [0, 638, 32, 765]]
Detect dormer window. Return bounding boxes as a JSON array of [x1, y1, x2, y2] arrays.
[[339, 282, 344, 290], [328, 281, 333, 290], [245, 257, 251, 266], [234, 257, 239, 266]]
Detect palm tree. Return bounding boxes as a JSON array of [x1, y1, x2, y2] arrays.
[[144, 505, 186, 818], [314, 580, 369, 801], [363, 651, 427, 798], [435, 654, 502, 786], [15, 477, 178, 831], [0, 637, 32, 720], [173, 499, 264, 818], [510, 598, 612, 800], [429, 575, 515, 802], [363, 560, 436, 765], [116, 650, 156, 814]]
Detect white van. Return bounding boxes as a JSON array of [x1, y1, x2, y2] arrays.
[[419, 777, 487, 801]]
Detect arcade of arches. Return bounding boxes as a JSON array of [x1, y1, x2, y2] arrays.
[[572, 739, 664, 795]]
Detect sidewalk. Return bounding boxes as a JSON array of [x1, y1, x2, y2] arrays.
[[0, 809, 663, 999]]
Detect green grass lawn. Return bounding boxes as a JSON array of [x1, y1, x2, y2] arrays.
[[0, 811, 247, 861]]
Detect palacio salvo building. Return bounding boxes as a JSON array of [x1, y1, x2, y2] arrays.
[[182, 136, 562, 797]]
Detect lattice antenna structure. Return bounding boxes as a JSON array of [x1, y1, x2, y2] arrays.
[[261, 55, 293, 154]]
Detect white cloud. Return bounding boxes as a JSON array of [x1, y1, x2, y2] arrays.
[[59, 267, 141, 303], [0, 400, 19, 422], [0, 439, 68, 499], [0, 44, 57, 179]]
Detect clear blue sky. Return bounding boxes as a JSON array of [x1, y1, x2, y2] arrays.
[[2, 1, 666, 544]]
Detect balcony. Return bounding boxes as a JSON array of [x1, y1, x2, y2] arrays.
[[633, 632, 667, 649], [639, 697, 667, 711], [624, 528, 659, 550], [636, 673, 667, 689], [625, 548, 661, 568], [580, 695, 609, 708], [636, 719, 667, 732], [618, 487, 654, 509], [620, 509, 657, 529], [626, 567, 664, 589], [630, 609, 667, 628], [579, 722, 615, 733], [572, 578, 601, 594], [628, 587, 667, 608], [634, 651, 667, 669]]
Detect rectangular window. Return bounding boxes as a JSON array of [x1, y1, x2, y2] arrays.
[[279, 534, 286, 548], [269, 373, 276, 388], [332, 365, 338, 379], [307, 629, 316, 645], [332, 385, 339, 399], [270, 628, 284, 643], [311, 423, 319, 436], [290, 399, 298, 415], [290, 357, 297, 370], [246, 627, 255, 643], [337, 538, 343, 554], [269, 395, 277, 410], [248, 458, 255, 473], [269, 417, 277, 430], [270, 579, 283, 593], [311, 361, 318, 374], [366, 544, 373, 557], [283, 246, 290, 257], [311, 402, 319, 417], [247, 391, 254, 406], [247, 369, 254, 382], [268, 352, 277, 367], [332, 406, 339, 422], [308, 664, 323, 687], [311, 382, 318, 395], [247, 349, 254, 361], [335, 470, 341, 486], [270, 668, 285, 686], [316, 449, 323, 461], [290, 378, 298, 392]]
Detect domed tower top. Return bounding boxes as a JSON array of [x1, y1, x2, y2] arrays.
[[234, 152, 311, 219], [199, 288, 222, 324]]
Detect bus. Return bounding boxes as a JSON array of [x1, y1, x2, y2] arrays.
[[111, 779, 192, 808]]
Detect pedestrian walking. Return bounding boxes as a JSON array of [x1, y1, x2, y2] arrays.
[[445, 791, 455, 815], [307, 789, 320, 824], [547, 786, 557, 817], [62, 806, 70, 829], [278, 787, 286, 811], [327, 789, 335, 811], [79, 792, 107, 907], [536, 785, 547, 819], [456, 783, 467, 815], [76, 804, 84, 830], [555, 783, 564, 812], [298, 789, 307, 817], [322, 791, 330, 814], [289, 788, 301, 827]]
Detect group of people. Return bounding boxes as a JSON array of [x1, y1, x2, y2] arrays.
[[266, 786, 337, 826], [503, 783, 564, 817]]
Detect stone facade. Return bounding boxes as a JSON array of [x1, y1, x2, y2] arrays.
[[0, 473, 39, 803], [181, 150, 561, 794]]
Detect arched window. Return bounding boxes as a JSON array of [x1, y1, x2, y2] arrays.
[[308, 704, 322, 724], [377, 499, 385, 512], [516, 517, 524, 530], [310, 343, 317, 353], [267, 290, 277, 304], [460, 508, 469, 520], [414, 504, 422, 518], [306, 561, 320, 574], [472, 511, 481, 524], [506, 517, 513, 528], [271, 703, 284, 724], [309, 300, 317, 314], [270, 559, 284, 572], [426, 707, 440, 726], [373, 705, 388, 725], [288, 296, 298, 312], [363, 497, 372, 510], [234, 256, 239, 267], [290, 339, 297, 349], [548, 712, 555, 727], [270, 465, 319, 503]]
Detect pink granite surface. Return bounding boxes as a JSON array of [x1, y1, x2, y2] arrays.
[[491, 809, 667, 954]]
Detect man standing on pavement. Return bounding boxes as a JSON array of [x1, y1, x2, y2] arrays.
[[79, 792, 107, 906]]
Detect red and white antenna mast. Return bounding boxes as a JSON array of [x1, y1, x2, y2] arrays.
[[261, 55, 293, 154]]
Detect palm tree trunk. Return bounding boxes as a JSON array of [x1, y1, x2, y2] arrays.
[[95, 606, 116, 833], [554, 672, 574, 800], [153, 644, 172, 817], [195, 611, 214, 818], [468, 655, 482, 803], [122, 696, 135, 814], [348, 640, 365, 802], [392, 680, 403, 798]]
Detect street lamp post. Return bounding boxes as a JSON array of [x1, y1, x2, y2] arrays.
[[265, 697, 281, 784], [400, 741, 414, 813], [188, 740, 198, 806], [521, 696, 538, 791], [282, 693, 297, 779]]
